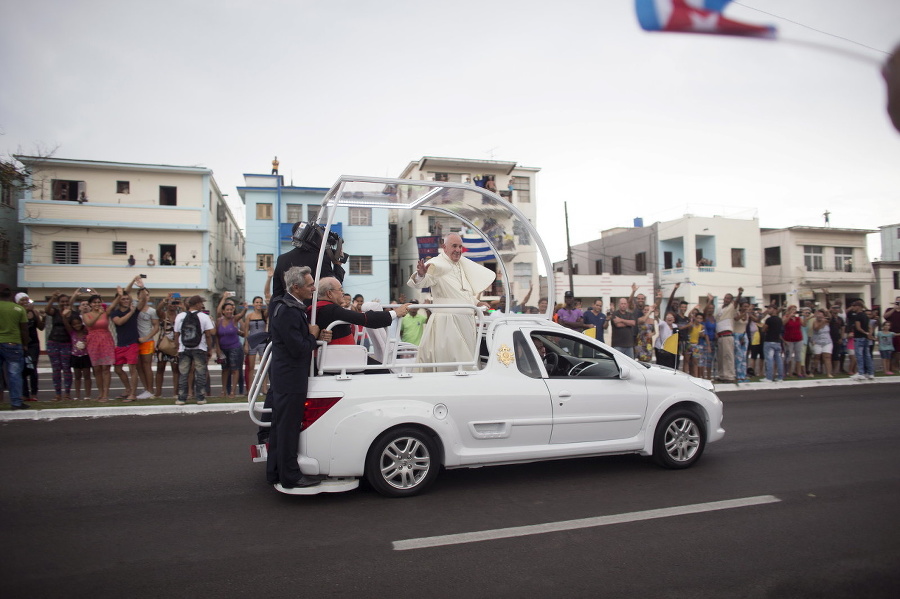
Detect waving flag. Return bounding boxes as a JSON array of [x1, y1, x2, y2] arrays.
[[461, 235, 496, 262], [636, 0, 776, 38]]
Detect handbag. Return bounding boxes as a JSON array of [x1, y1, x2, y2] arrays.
[[157, 332, 178, 357]]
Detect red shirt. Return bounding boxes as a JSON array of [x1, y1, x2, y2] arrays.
[[783, 316, 803, 342]]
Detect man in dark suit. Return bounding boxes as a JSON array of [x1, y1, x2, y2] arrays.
[[265, 266, 322, 488]]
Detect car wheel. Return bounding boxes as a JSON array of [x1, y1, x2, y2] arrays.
[[366, 427, 439, 497], [653, 408, 706, 469]]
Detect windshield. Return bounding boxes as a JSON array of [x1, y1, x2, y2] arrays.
[[313, 175, 552, 315]]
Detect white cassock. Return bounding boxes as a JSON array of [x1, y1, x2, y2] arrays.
[[408, 250, 495, 370]]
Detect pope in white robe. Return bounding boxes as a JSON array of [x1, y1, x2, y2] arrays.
[[408, 233, 495, 370]]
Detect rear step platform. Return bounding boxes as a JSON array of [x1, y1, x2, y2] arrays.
[[274, 478, 359, 495]]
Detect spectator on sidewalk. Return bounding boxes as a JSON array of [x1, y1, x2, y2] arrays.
[[828, 303, 847, 374], [44, 291, 75, 401], [714, 288, 741, 383], [16, 293, 44, 401], [734, 301, 751, 382], [782, 305, 805, 378], [884, 296, 900, 373], [582, 299, 608, 343], [610, 296, 638, 358], [110, 283, 145, 401], [848, 300, 875, 380], [557, 291, 589, 332], [698, 304, 717, 380], [0, 284, 29, 410], [877, 322, 896, 375], [760, 304, 784, 383], [810, 309, 834, 378], [135, 287, 159, 399]]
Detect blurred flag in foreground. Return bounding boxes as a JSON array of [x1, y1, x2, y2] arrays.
[[635, 0, 776, 38]]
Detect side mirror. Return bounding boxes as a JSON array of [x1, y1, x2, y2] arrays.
[[620, 366, 632, 380]]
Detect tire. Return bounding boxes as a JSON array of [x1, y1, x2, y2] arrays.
[[653, 408, 706, 469], [365, 427, 440, 498]]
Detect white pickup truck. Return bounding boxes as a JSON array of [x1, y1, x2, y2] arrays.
[[249, 176, 724, 497]]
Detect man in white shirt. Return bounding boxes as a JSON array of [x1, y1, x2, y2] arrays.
[[173, 295, 216, 405], [714, 288, 742, 383]]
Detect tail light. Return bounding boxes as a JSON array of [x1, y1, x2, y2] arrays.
[[303, 396, 342, 429]]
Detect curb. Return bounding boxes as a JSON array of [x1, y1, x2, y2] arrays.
[[2, 377, 897, 421], [0, 402, 248, 421], [715, 376, 900, 393]]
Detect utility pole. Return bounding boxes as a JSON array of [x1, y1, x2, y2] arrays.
[[565, 201, 574, 297]]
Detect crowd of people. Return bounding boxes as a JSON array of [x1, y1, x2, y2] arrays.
[[0, 263, 441, 411], [550, 284, 900, 383]]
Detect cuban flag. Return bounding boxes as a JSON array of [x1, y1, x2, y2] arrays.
[[636, 0, 776, 38], [462, 235, 496, 262]]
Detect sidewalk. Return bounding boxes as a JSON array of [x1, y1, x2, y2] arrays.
[[2, 374, 897, 422]]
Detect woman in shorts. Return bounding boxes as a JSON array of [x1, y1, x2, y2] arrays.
[[216, 300, 244, 398], [243, 295, 269, 394], [810, 309, 834, 377], [155, 297, 181, 397]]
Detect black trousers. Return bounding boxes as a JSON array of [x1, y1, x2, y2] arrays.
[[265, 390, 306, 486]]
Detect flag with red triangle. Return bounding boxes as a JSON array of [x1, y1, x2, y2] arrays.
[[636, 0, 776, 38]]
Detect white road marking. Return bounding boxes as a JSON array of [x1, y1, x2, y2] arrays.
[[392, 495, 781, 551]]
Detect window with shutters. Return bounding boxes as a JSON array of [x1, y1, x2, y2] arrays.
[[256, 203, 273, 220], [256, 254, 273, 270], [349, 255, 373, 275], [54, 241, 80, 264]]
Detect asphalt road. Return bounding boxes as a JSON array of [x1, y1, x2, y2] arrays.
[[1, 386, 898, 598]]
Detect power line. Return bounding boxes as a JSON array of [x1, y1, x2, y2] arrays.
[[733, 1, 891, 56]]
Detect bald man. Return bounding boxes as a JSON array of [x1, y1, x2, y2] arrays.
[[408, 233, 494, 370]]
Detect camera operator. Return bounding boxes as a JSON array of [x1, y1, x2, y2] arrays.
[[272, 221, 347, 300]]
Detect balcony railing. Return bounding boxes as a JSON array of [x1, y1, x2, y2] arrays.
[[803, 266, 872, 273]]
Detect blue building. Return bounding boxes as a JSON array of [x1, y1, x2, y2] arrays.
[[238, 173, 390, 303]]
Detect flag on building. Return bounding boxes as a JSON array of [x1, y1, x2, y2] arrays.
[[635, 0, 776, 38]]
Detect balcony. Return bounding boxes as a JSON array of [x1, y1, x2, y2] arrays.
[[20, 263, 203, 289], [21, 200, 204, 230], [797, 265, 875, 285]]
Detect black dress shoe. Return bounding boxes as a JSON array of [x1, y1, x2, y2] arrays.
[[282, 475, 323, 488], [11, 404, 31, 410]]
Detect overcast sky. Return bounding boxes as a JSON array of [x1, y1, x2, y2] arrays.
[[2, 0, 898, 266]]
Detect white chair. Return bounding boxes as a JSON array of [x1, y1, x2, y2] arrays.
[[317, 344, 368, 376]]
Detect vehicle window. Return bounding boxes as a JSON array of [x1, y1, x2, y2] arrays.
[[513, 331, 541, 378], [532, 332, 620, 379]]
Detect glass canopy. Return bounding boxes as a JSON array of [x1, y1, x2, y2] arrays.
[[313, 175, 552, 316]]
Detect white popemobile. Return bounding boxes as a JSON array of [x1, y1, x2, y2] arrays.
[[249, 176, 725, 497]]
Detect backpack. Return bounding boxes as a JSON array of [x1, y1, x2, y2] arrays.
[[180, 311, 203, 348]]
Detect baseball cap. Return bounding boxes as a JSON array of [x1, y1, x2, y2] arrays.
[[564, 291, 574, 298]]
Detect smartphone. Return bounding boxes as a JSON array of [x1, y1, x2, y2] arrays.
[[140, 274, 147, 278], [172, 292, 181, 298]]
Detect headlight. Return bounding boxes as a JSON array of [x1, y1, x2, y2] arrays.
[[689, 376, 716, 393]]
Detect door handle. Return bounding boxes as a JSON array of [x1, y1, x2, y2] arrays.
[[557, 391, 572, 398]]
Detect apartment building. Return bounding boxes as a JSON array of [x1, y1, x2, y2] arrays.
[[15, 156, 244, 302], [556, 214, 763, 307], [760, 226, 876, 308], [879, 223, 900, 262], [238, 173, 390, 302]]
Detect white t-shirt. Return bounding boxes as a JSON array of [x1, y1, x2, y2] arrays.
[[173, 310, 215, 352], [136, 306, 158, 339]]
